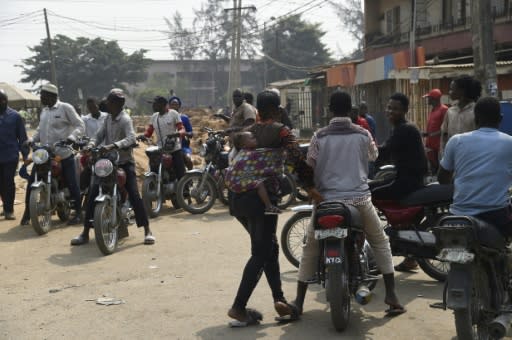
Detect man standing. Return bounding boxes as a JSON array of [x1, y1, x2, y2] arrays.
[[0, 90, 28, 220], [422, 89, 448, 174], [291, 91, 405, 318], [82, 97, 108, 139], [22, 83, 84, 225], [439, 97, 512, 236], [214, 89, 256, 129], [71, 89, 155, 246], [359, 102, 376, 141], [143, 96, 186, 180]]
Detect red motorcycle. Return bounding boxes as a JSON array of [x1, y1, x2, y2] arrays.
[[281, 166, 452, 282]]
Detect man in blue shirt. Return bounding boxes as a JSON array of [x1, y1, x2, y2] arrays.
[[0, 90, 28, 220], [439, 96, 512, 235]]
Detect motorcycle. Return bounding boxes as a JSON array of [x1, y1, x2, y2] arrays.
[[29, 141, 74, 235], [139, 132, 190, 218], [433, 216, 512, 339], [89, 145, 135, 255], [309, 200, 379, 332], [176, 127, 230, 214], [281, 165, 452, 282], [285, 143, 310, 202]]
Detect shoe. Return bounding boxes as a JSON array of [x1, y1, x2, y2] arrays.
[[20, 217, 30, 226], [0, 211, 4, 216], [274, 301, 300, 322], [67, 214, 81, 226], [144, 232, 155, 245], [264, 205, 282, 215], [394, 258, 419, 272], [4, 212, 15, 220], [70, 233, 89, 246]]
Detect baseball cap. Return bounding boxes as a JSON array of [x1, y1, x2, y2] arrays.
[[108, 88, 125, 100], [41, 83, 58, 95], [422, 89, 442, 99]]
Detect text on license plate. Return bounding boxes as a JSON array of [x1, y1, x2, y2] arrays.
[[314, 227, 348, 240]]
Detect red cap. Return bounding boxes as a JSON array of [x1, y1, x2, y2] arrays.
[[422, 89, 442, 99]]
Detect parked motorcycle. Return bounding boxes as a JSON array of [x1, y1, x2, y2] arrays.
[[89, 145, 136, 255], [29, 141, 74, 235], [309, 200, 379, 331], [433, 216, 512, 339], [176, 127, 230, 214], [281, 166, 452, 282], [139, 132, 191, 218]]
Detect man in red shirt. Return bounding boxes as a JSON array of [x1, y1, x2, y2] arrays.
[[422, 89, 448, 174]]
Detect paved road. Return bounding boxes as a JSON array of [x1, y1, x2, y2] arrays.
[[0, 201, 471, 339]]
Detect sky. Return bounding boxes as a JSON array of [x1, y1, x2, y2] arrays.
[[1, 0, 358, 89]]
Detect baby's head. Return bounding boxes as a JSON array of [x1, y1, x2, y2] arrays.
[[233, 131, 257, 150]]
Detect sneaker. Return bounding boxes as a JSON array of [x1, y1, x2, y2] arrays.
[[4, 212, 15, 220], [70, 233, 89, 246]]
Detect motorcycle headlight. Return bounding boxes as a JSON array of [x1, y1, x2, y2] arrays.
[[199, 143, 207, 157], [94, 159, 114, 177], [33, 149, 49, 164]]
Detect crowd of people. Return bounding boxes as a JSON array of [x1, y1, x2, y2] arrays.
[[1, 74, 511, 329]]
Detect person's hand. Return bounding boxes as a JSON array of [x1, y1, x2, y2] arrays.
[[307, 188, 324, 204], [421, 132, 428, 137], [101, 144, 116, 152], [136, 134, 147, 142]]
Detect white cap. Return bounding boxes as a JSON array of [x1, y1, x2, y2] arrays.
[[269, 88, 280, 97], [41, 83, 58, 95]]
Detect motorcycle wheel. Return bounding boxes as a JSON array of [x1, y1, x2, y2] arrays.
[[454, 267, 491, 340], [29, 186, 51, 235], [56, 202, 70, 222], [326, 260, 351, 332], [93, 201, 118, 255], [176, 173, 217, 214], [280, 211, 311, 268], [142, 176, 162, 218], [277, 173, 296, 209]]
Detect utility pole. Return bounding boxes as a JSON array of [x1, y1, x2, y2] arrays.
[[225, 1, 256, 107], [472, 0, 498, 96], [43, 8, 57, 86]]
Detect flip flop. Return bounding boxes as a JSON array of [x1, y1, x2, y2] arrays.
[[144, 233, 155, 245], [384, 304, 406, 317], [274, 302, 300, 323], [228, 308, 262, 327]]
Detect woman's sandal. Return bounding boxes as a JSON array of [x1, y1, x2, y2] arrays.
[[228, 308, 263, 327], [384, 302, 406, 317], [274, 301, 300, 322], [264, 205, 282, 215]]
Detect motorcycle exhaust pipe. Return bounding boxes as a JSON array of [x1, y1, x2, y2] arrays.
[[489, 313, 512, 339]]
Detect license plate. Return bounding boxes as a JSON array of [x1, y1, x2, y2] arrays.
[[314, 227, 348, 240], [437, 248, 475, 264]]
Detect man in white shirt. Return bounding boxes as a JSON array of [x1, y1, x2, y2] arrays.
[[142, 96, 186, 180], [22, 83, 85, 225], [82, 97, 108, 139]]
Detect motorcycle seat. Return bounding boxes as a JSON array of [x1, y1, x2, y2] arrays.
[[439, 215, 506, 249], [315, 201, 363, 227], [399, 184, 453, 207]]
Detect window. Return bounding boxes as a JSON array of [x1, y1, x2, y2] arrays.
[[385, 6, 401, 34]]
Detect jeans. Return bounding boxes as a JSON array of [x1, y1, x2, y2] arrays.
[[0, 161, 18, 213], [475, 205, 512, 237], [371, 176, 424, 201], [25, 155, 81, 211], [84, 163, 148, 229], [298, 201, 394, 282], [230, 191, 285, 310]]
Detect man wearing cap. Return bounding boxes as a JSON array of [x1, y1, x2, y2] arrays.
[[422, 89, 448, 174], [142, 96, 186, 180], [71, 89, 155, 246], [0, 89, 28, 220], [22, 83, 84, 225]]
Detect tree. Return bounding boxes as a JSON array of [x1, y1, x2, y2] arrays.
[[133, 73, 190, 114], [263, 15, 332, 83], [328, 0, 364, 59], [19, 35, 148, 104], [165, 12, 200, 60]]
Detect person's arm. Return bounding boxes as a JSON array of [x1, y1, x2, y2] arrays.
[[16, 113, 29, 160], [242, 105, 256, 127], [213, 113, 231, 123], [437, 166, 452, 185], [113, 117, 136, 149], [366, 130, 378, 161], [64, 104, 85, 142]]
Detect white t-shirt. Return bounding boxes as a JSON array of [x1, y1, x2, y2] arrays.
[[149, 109, 182, 152]]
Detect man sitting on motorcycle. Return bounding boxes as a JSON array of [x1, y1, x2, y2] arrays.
[[22, 83, 85, 226], [70, 89, 155, 246], [372, 93, 428, 272], [291, 90, 406, 317], [438, 96, 512, 236], [141, 96, 186, 180]]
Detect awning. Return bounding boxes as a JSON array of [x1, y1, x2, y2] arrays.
[[326, 63, 356, 87], [0, 82, 40, 110]]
